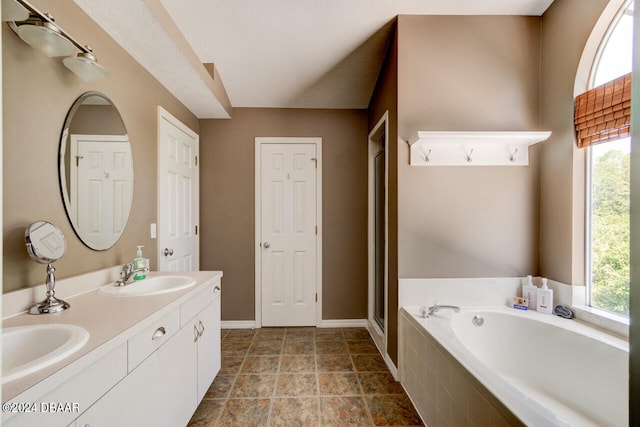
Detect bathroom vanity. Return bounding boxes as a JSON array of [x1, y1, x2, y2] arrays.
[[2, 269, 222, 427]]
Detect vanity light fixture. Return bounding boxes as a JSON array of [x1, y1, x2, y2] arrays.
[[63, 48, 109, 82], [1, 0, 29, 22], [6, 0, 109, 81]]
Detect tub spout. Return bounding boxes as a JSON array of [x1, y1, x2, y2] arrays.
[[428, 303, 460, 317]]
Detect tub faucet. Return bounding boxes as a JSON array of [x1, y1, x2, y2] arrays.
[[115, 263, 149, 286], [427, 303, 460, 317]]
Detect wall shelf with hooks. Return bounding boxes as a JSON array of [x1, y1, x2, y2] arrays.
[[407, 131, 551, 166]]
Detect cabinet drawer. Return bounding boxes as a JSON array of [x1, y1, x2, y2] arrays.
[[128, 308, 180, 371], [181, 284, 214, 327], [4, 343, 127, 427]]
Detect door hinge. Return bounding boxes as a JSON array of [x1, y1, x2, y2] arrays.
[[315, 293, 318, 302], [195, 155, 198, 166], [195, 225, 198, 235], [315, 225, 318, 235]]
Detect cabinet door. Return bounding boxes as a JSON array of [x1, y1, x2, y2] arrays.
[[75, 326, 197, 427], [196, 295, 221, 401]]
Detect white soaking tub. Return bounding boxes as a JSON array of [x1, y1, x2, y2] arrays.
[[399, 306, 628, 427]]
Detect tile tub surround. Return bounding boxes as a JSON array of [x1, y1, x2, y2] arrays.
[[399, 310, 522, 427], [188, 327, 423, 426]]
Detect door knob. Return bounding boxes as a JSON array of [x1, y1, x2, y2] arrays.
[[263, 242, 270, 249], [163, 248, 174, 256]]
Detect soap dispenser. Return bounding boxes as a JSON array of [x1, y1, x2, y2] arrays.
[[133, 245, 146, 280], [536, 278, 553, 314], [522, 275, 537, 309]]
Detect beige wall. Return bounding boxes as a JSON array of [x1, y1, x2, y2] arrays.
[[3, 0, 198, 292], [396, 15, 542, 279], [540, 0, 610, 284], [199, 108, 368, 321]]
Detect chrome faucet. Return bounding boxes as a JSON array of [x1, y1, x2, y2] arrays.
[[115, 263, 149, 286], [427, 303, 460, 317]]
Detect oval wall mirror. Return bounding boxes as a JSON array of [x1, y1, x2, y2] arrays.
[[59, 91, 134, 250]]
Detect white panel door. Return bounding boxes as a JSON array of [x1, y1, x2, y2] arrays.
[[261, 143, 317, 326], [158, 108, 199, 272], [73, 136, 132, 249]]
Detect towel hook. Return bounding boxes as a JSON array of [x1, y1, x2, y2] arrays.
[[465, 148, 474, 163], [509, 147, 519, 162], [425, 149, 432, 163]]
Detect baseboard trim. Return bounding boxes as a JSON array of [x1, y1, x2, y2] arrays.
[[222, 319, 368, 329], [221, 320, 257, 329], [384, 354, 399, 380], [318, 319, 367, 328]]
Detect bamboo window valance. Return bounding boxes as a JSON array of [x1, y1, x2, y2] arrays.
[[574, 72, 631, 148]]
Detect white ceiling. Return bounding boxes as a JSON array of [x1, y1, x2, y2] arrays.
[[75, 0, 555, 118]]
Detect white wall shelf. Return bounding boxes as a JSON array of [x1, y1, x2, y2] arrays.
[[408, 131, 551, 166]]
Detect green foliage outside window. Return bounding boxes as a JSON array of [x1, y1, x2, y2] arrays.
[[590, 148, 630, 315]]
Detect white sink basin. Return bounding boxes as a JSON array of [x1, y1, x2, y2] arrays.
[[3, 324, 89, 384], [100, 275, 197, 297]]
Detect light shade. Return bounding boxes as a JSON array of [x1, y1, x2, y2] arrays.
[[2, 0, 29, 22], [17, 19, 76, 57], [63, 52, 109, 82]]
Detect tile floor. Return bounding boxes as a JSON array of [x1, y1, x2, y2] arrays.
[[188, 327, 424, 426]]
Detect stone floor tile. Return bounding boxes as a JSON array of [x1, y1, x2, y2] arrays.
[[187, 399, 225, 426], [219, 356, 244, 375], [352, 354, 388, 372], [320, 396, 373, 426], [318, 372, 361, 395], [270, 397, 320, 427], [217, 398, 271, 427], [249, 340, 283, 355], [342, 328, 371, 340], [358, 372, 405, 395], [347, 340, 379, 354], [316, 354, 354, 372], [230, 374, 276, 398], [285, 328, 316, 341], [280, 354, 316, 372], [188, 327, 423, 427], [275, 373, 318, 397], [204, 375, 235, 399], [365, 394, 424, 426], [241, 355, 281, 374], [283, 340, 315, 354], [315, 340, 348, 354], [315, 328, 344, 341]]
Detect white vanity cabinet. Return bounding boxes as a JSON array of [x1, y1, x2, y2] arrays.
[[181, 281, 222, 401], [72, 278, 222, 427], [196, 287, 221, 400], [74, 322, 197, 427]]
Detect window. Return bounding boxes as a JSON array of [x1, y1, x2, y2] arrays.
[[586, 0, 633, 316]]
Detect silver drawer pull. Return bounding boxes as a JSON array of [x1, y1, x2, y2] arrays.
[[194, 324, 199, 342], [213, 285, 221, 293], [198, 320, 205, 337], [152, 326, 166, 340]]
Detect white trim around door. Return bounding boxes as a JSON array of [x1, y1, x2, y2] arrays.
[[368, 111, 389, 360], [255, 137, 322, 327]]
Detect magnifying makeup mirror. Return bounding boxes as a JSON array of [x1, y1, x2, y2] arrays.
[[25, 221, 70, 314]]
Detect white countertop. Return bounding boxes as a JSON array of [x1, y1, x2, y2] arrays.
[[2, 270, 223, 402]]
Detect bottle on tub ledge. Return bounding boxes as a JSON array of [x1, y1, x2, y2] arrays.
[[536, 278, 553, 314], [522, 275, 538, 310]]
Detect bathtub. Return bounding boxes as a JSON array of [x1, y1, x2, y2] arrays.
[[399, 306, 628, 427]]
